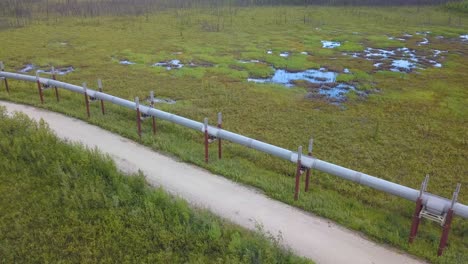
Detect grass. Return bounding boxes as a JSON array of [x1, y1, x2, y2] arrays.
[[0, 5, 467, 263], [0, 109, 310, 263]]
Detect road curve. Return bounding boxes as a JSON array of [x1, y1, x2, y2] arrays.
[[1, 101, 425, 264]]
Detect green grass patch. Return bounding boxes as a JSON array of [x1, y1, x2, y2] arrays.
[[0, 109, 310, 264]]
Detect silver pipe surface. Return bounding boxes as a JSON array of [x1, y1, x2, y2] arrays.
[[1, 71, 467, 219]]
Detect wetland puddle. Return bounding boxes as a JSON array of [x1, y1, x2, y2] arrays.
[[321, 41, 341, 49], [152, 59, 214, 70], [37, 67, 75, 75], [119, 60, 136, 65], [146, 97, 176, 104], [19, 64, 74, 75], [248, 67, 360, 101], [344, 47, 445, 72]]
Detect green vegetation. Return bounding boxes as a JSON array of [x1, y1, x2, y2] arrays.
[[0, 3, 467, 263], [0, 109, 309, 263]]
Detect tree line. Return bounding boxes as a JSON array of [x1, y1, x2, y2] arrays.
[[0, 0, 462, 27]]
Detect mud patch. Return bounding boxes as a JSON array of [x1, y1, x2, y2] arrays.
[[153, 59, 184, 70]]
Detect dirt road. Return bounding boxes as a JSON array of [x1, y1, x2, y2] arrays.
[[1, 101, 425, 264]]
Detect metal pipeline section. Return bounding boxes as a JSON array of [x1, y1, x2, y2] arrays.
[[1, 71, 467, 219]]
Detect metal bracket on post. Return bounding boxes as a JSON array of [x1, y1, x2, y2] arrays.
[[140, 93, 152, 121], [217, 112, 222, 159], [36, 72, 44, 104], [305, 138, 313, 192], [135, 97, 142, 140], [294, 146, 306, 201], [204, 118, 209, 163], [409, 174, 429, 243], [83, 83, 90, 118], [0, 61, 10, 94], [150, 91, 156, 135], [438, 183, 461, 256], [98, 79, 105, 115], [51, 66, 59, 102]]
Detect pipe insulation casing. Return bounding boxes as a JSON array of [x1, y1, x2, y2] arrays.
[[1, 71, 467, 219]]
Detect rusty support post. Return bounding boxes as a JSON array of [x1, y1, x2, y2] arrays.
[[98, 79, 105, 115], [438, 183, 461, 256], [294, 146, 303, 201], [150, 91, 156, 135], [218, 112, 222, 159], [409, 175, 429, 243], [409, 197, 423, 243], [83, 83, 90, 118], [438, 209, 454, 256], [204, 117, 209, 163], [305, 138, 313, 192], [36, 72, 44, 104], [135, 97, 142, 140], [52, 66, 59, 102], [0, 62, 9, 94]]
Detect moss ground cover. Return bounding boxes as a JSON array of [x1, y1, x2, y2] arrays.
[[0, 109, 309, 263], [0, 5, 467, 263]]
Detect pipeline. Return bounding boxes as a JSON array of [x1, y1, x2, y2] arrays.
[[1, 71, 467, 219]]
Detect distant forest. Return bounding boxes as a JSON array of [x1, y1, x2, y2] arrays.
[[0, 0, 465, 27]]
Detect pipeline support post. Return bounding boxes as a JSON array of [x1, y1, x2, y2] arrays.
[[150, 91, 156, 135], [218, 112, 222, 159], [204, 118, 209, 163], [0, 62, 9, 94], [409, 175, 429, 243], [437, 183, 461, 256], [135, 97, 142, 140], [83, 83, 90, 118], [52, 66, 59, 102], [294, 146, 304, 201], [305, 138, 313, 192], [36, 72, 44, 104], [98, 79, 105, 115]]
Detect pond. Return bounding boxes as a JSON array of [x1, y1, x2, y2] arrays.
[[248, 67, 359, 101]]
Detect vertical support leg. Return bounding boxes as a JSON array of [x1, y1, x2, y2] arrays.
[[438, 209, 454, 256], [52, 67, 59, 102], [4, 78, 9, 94], [150, 91, 156, 135], [294, 146, 303, 201], [409, 197, 423, 243], [98, 79, 105, 115], [135, 97, 142, 140], [0, 62, 9, 94], [305, 167, 311, 192], [204, 118, 209, 163], [218, 112, 222, 159], [36, 72, 44, 104], [305, 138, 313, 192], [83, 83, 90, 118], [438, 183, 461, 256]]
